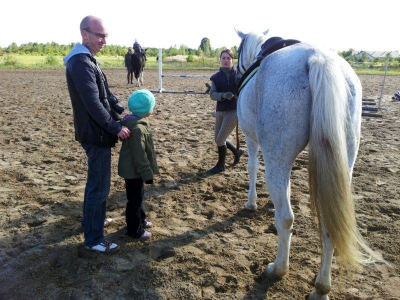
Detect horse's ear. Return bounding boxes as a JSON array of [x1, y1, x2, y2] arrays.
[[235, 28, 246, 39], [263, 29, 269, 36]]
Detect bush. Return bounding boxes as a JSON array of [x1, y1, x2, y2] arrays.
[[186, 55, 194, 63], [45, 54, 57, 65], [3, 56, 18, 66]]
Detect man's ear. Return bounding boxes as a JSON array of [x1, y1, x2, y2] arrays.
[[81, 29, 89, 41]]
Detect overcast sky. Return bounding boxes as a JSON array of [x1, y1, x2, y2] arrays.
[[1, 0, 398, 52]]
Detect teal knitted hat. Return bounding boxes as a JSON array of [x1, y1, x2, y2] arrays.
[[128, 90, 156, 117]]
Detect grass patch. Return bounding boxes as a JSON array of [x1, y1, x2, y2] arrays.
[[0, 54, 399, 75], [0, 55, 221, 70]]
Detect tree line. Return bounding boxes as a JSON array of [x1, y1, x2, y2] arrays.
[[0, 38, 235, 59], [1, 38, 398, 69]]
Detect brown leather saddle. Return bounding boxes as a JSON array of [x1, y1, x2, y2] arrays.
[[236, 37, 301, 95]]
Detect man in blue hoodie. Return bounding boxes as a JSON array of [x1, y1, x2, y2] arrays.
[[64, 15, 130, 254]]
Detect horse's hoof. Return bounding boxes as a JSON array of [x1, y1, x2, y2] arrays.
[[306, 290, 329, 300], [265, 263, 284, 279], [244, 201, 257, 210], [265, 263, 276, 279]]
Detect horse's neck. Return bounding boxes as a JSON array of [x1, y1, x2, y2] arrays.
[[254, 44, 263, 61], [245, 44, 262, 69]]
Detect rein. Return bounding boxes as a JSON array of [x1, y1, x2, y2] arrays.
[[236, 35, 248, 77], [236, 59, 261, 95]]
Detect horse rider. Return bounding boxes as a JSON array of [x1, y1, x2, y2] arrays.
[[133, 39, 147, 61]]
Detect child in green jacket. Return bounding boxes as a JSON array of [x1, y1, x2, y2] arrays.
[[118, 90, 159, 240]]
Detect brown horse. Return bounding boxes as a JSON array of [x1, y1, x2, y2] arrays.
[[131, 50, 146, 87]]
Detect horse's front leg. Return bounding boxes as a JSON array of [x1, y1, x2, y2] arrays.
[[244, 138, 259, 210], [264, 163, 293, 278], [307, 226, 333, 300], [140, 71, 144, 85]]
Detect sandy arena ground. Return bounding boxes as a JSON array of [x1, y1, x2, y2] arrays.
[[0, 69, 399, 299]]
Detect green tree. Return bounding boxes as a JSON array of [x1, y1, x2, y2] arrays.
[[197, 48, 204, 58], [166, 46, 179, 57], [7, 42, 19, 54], [178, 45, 188, 55], [361, 51, 368, 62], [338, 48, 354, 58], [199, 38, 211, 57]]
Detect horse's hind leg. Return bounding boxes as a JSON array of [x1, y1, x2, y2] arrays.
[[307, 226, 333, 300], [264, 162, 294, 278], [244, 138, 259, 210], [307, 82, 360, 300]]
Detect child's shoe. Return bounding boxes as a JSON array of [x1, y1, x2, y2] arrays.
[[139, 230, 151, 240], [143, 221, 153, 228]]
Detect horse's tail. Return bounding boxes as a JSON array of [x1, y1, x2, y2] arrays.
[[307, 51, 376, 271]]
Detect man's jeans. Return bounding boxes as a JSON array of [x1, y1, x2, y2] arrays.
[[81, 144, 111, 247]]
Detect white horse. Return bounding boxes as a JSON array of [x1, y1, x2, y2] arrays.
[[236, 29, 380, 299]]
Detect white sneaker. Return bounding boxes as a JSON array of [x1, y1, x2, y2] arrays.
[[104, 218, 114, 227], [88, 240, 119, 253], [143, 221, 153, 228]]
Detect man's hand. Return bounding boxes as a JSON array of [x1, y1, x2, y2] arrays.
[[117, 126, 130, 139]]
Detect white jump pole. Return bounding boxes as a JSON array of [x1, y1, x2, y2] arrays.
[[162, 74, 211, 78], [150, 48, 212, 94], [158, 48, 163, 92]]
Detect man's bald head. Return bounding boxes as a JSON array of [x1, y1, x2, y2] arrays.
[[79, 16, 107, 56], [80, 15, 102, 31]]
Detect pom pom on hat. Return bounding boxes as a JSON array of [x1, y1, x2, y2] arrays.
[[128, 90, 156, 117]]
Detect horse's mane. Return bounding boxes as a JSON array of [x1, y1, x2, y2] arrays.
[[242, 32, 268, 68]]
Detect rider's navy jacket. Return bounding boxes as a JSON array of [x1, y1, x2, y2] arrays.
[[210, 67, 238, 111]]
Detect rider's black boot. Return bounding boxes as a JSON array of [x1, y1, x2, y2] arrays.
[[226, 140, 244, 164], [208, 145, 227, 174]]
